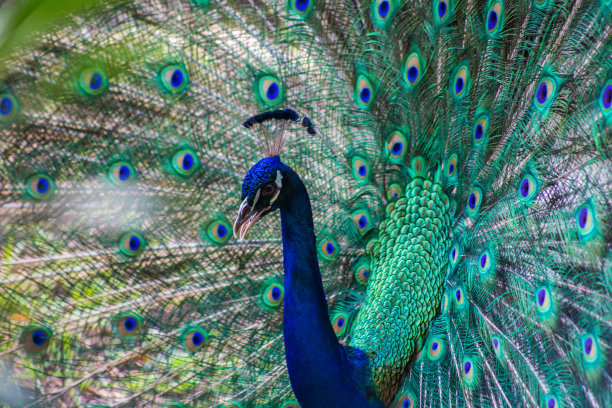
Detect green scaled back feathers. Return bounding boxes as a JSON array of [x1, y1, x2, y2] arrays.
[[0, 0, 611, 407]]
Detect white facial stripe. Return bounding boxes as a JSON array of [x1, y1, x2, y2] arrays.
[[270, 170, 283, 205], [251, 188, 262, 210]]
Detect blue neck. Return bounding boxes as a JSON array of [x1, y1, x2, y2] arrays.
[[279, 166, 377, 408]]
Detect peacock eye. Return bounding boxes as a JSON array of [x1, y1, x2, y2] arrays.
[[261, 183, 276, 196]]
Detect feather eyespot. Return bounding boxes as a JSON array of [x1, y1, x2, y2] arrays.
[[205, 219, 232, 244], [172, 149, 198, 177], [387, 183, 402, 201], [372, 0, 394, 27], [26, 174, 55, 200], [79, 68, 107, 95], [434, 0, 453, 25], [113, 312, 143, 338], [582, 334, 600, 364], [395, 393, 415, 408], [318, 237, 338, 260], [446, 154, 458, 178], [109, 161, 136, 186], [518, 173, 539, 204], [355, 264, 371, 285], [21, 326, 52, 354], [161, 65, 189, 93], [0, 93, 18, 122], [466, 187, 482, 217], [491, 335, 503, 360], [486, 1, 503, 36], [449, 244, 459, 267], [478, 249, 494, 276], [474, 116, 488, 143], [182, 327, 209, 353], [281, 401, 300, 408], [452, 66, 469, 99], [387, 131, 407, 161], [535, 286, 552, 314], [428, 337, 445, 360], [534, 77, 558, 111], [257, 75, 283, 106], [403, 53, 424, 88], [351, 157, 370, 181], [331, 312, 349, 336], [119, 232, 146, 257], [575, 202, 598, 242], [263, 283, 284, 307], [351, 210, 372, 236], [545, 395, 559, 408], [289, 0, 314, 18], [463, 358, 475, 384], [600, 80, 612, 117], [355, 75, 374, 109], [454, 286, 466, 309]]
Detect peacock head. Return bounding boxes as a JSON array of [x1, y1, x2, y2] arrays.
[[234, 155, 286, 241]]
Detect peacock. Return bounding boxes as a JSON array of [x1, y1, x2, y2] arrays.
[[0, 0, 611, 407]]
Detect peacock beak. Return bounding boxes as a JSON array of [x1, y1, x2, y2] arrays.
[[234, 198, 269, 241]]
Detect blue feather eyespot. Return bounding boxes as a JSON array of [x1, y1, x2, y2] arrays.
[[446, 154, 458, 179], [454, 286, 466, 310], [387, 131, 408, 162], [331, 312, 349, 336], [465, 187, 483, 217], [355, 75, 374, 109], [182, 327, 209, 353], [119, 232, 146, 257], [355, 260, 371, 285], [26, 174, 55, 200], [486, 1, 503, 37], [205, 219, 232, 244], [575, 202, 598, 242], [172, 149, 199, 177], [581, 334, 600, 364], [263, 283, 284, 307], [402, 52, 424, 88], [452, 65, 470, 99], [534, 77, 558, 112], [318, 237, 338, 261], [491, 335, 504, 360], [600, 80, 612, 118], [462, 358, 475, 385], [428, 337, 445, 361], [257, 75, 283, 106], [351, 156, 370, 181], [0, 93, 18, 122], [473, 115, 489, 145], [351, 210, 373, 236], [113, 312, 143, 338], [161, 65, 189, 93], [108, 161, 136, 186], [544, 394, 560, 408], [478, 249, 494, 277], [281, 401, 300, 408], [289, 0, 314, 18], [517, 173, 539, 204], [79, 68, 108, 96], [387, 183, 402, 201], [449, 244, 459, 267], [395, 393, 416, 408], [21, 326, 52, 354], [535, 286, 553, 315], [371, 0, 394, 28], [434, 0, 453, 25]]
